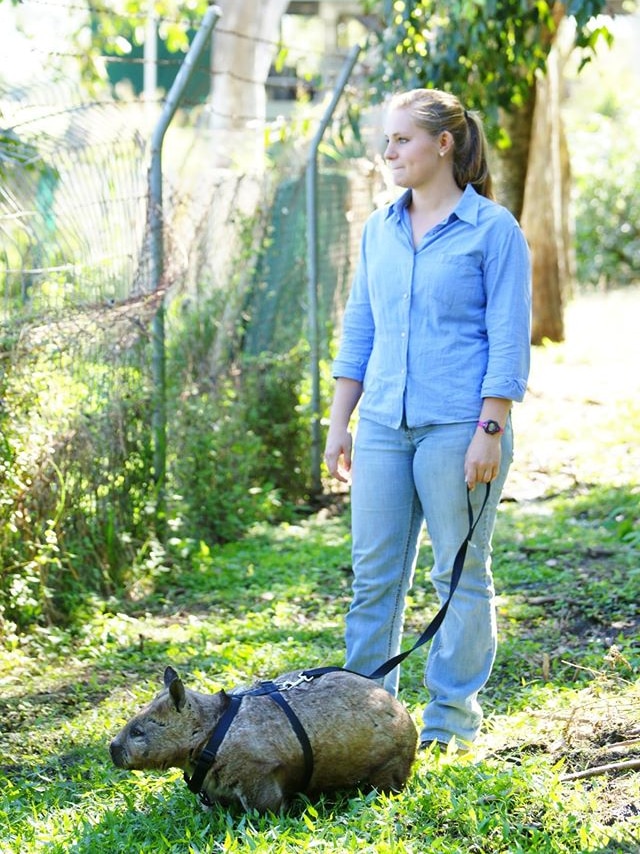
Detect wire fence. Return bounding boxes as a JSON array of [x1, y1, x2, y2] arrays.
[[0, 11, 381, 607], [0, 80, 377, 366], [1, 1, 379, 363]]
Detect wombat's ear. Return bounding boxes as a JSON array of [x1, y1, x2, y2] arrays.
[[168, 673, 187, 712], [164, 666, 179, 688], [163, 667, 186, 712]]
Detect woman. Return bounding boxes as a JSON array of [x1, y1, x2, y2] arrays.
[[324, 88, 531, 749]]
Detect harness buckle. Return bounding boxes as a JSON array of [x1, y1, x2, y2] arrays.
[[198, 789, 214, 808]]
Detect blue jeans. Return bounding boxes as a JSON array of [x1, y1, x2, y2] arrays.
[[344, 417, 513, 744]]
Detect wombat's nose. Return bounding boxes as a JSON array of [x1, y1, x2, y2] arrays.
[[110, 740, 124, 767]]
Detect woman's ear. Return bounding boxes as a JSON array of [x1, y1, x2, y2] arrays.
[[439, 130, 454, 157]]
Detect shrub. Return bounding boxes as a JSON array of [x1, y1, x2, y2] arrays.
[[168, 346, 313, 545], [0, 339, 156, 632], [572, 105, 640, 289]]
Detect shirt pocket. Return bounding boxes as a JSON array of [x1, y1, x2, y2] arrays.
[[425, 252, 484, 311]]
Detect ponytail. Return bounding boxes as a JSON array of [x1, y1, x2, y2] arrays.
[[456, 110, 494, 200]]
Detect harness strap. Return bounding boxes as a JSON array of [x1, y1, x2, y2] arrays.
[[184, 693, 243, 800], [183, 681, 314, 804], [261, 682, 314, 790]]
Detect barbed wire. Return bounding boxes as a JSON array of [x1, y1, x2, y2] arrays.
[[18, 0, 361, 60], [23, 0, 151, 22], [3, 78, 346, 128], [4, 2, 366, 131], [25, 47, 343, 85], [4, 99, 353, 130], [11, 35, 361, 111]]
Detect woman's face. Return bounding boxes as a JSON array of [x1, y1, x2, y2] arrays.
[[383, 106, 444, 190]]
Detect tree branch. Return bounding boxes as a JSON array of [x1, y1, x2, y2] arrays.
[[561, 758, 640, 782]]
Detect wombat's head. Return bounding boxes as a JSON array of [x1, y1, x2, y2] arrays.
[[110, 666, 228, 772]]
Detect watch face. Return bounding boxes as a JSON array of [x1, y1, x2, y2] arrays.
[[483, 420, 502, 435]]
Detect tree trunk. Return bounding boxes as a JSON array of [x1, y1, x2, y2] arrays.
[[521, 26, 574, 344], [494, 95, 536, 222], [493, 85, 566, 344], [208, 0, 290, 169]]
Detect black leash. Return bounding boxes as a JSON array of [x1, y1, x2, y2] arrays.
[[367, 482, 491, 680], [302, 482, 491, 682], [184, 483, 490, 804]]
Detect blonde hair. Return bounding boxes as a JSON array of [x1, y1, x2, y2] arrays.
[[389, 88, 494, 200]]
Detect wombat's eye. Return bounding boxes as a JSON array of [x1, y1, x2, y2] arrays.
[[129, 725, 145, 739]]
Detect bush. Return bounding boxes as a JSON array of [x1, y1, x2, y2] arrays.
[[0, 342, 316, 632], [572, 105, 640, 289], [0, 349, 156, 632], [168, 346, 313, 545]]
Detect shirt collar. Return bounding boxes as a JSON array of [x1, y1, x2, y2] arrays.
[[386, 183, 481, 226]]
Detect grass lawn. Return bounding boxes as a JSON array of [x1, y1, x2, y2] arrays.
[[1, 287, 639, 852]]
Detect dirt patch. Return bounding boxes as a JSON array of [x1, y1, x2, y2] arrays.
[[555, 689, 640, 835], [488, 674, 640, 840], [509, 286, 640, 503]]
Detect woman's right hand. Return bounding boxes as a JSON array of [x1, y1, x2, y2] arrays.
[[324, 378, 362, 483], [324, 428, 353, 483]]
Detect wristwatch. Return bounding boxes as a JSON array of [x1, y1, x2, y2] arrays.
[[478, 419, 504, 435]]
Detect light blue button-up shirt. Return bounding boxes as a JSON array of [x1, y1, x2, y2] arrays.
[[332, 184, 531, 429]]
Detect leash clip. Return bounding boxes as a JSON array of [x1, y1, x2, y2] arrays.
[[278, 672, 314, 692]]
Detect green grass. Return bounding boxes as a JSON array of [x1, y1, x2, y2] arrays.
[[1, 289, 639, 852]]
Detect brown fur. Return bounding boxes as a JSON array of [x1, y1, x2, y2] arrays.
[[110, 666, 417, 813]]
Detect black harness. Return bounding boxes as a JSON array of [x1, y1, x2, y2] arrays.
[[184, 484, 490, 805], [184, 672, 323, 805]]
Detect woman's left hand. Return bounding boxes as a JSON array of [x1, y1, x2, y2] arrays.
[[464, 431, 502, 491]]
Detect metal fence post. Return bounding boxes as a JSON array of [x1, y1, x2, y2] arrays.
[[306, 43, 362, 497], [149, 3, 222, 528]]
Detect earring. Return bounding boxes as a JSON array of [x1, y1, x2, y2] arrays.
[[439, 151, 445, 157]]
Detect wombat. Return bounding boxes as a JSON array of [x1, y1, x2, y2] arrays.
[[110, 665, 417, 813]]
